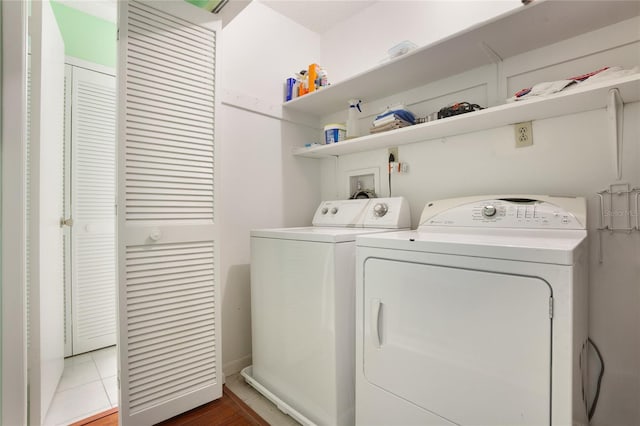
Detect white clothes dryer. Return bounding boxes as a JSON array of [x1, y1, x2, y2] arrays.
[[243, 197, 410, 426], [355, 195, 589, 426]]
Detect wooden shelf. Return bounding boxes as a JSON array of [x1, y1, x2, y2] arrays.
[[283, 0, 640, 117], [292, 74, 640, 158]]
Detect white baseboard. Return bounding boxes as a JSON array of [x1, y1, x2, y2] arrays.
[[223, 354, 252, 377]]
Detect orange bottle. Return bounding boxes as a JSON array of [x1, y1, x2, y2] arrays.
[[297, 70, 308, 97], [308, 63, 319, 93]]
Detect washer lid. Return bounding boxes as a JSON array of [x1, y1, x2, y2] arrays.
[[356, 228, 587, 265], [251, 227, 404, 243]]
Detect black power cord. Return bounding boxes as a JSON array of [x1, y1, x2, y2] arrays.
[[588, 337, 605, 421], [388, 152, 395, 196]]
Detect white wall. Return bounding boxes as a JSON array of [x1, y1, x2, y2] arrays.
[[219, 1, 322, 375], [318, 11, 640, 426], [219, 2, 640, 423], [321, 0, 519, 83]]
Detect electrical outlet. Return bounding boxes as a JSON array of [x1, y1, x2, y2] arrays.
[[514, 121, 533, 148], [388, 147, 398, 161]]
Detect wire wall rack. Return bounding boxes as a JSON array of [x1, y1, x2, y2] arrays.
[[596, 183, 640, 263]]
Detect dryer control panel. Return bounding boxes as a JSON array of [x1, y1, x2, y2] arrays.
[[419, 195, 586, 229]]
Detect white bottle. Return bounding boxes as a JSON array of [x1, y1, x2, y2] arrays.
[[346, 99, 361, 139]]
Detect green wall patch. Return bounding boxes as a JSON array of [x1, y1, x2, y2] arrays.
[[50, 1, 116, 68], [184, 0, 224, 13]]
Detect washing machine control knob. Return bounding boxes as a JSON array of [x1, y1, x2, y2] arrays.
[[330, 207, 338, 214], [321, 207, 329, 215], [482, 205, 497, 217], [373, 203, 389, 217]]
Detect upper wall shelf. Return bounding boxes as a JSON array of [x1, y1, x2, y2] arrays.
[[292, 74, 640, 158], [283, 0, 640, 117]]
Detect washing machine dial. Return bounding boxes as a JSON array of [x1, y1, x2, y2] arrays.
[[373, 203, 389, 217], [321, 207, 329, 215], [482, 205, 497, 217], [330, 207, 338, 214]]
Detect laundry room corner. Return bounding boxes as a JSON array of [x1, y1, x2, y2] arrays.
[[218, 1, 322, 377], [313, 6, 640, 424]]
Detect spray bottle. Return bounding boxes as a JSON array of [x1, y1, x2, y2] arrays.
[[346, 99, 362, 139]]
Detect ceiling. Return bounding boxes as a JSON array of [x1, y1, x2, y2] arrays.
[[57, 0, 376, 33], [260, 0, 377, 34]]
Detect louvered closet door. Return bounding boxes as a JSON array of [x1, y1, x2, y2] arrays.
[[71, 67, 117, 354], [117, 1, 222, 424]]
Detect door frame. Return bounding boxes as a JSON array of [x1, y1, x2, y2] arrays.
[[1, 1, 28, 425]]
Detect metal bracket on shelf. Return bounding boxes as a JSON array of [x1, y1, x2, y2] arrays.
[[596, 183, 639, 263], [607, 88, 624, 180]]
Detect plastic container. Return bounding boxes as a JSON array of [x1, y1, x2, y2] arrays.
[[324, 123, 346, 144], [319, 67, 329, 88], [346, 99, 361, 139], [284, 77, 296, 102]]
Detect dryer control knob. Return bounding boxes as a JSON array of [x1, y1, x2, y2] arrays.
[[321, 207, 329, 215], [482, 205, 497, 217], [330, 207, 338, 214], [373, 203, 389, 217]]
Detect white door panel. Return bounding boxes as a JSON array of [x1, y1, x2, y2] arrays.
[[363, 259, 552, 426], [71, 67, 117, 354], [118, 1, 222, 424], [29, 0, 66, 423]]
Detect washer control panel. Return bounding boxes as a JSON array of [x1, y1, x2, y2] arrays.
[[419, 196, 586, 229], [313, 197, 411, 228], [363, 197, 411, 228], [313, 199, 370, 227], [373, 202, 389, 217]]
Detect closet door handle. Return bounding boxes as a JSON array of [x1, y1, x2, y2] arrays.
[[371, 298, 383, 348], [149, 228, 162, 242], [60, 217, 74, 228]]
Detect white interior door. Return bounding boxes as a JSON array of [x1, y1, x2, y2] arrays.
[[29, 0, 66, 424], [117, 1, 222, 424], [71, 66, 118, 355]]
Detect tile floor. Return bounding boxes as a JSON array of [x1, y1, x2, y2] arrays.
[[44, 346, 118, 426], [44, 348, 298, 426], [225, 372, 300, 426]]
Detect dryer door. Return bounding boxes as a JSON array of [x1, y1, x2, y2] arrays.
[[363, 258, 552, 425]]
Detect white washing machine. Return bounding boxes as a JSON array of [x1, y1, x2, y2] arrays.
[[243, 197, 411, 426], [355, 195, 589, 426]]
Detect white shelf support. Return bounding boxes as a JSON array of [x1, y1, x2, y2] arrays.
[[478, 41, 504, 107], [607, 88, 624, 180]]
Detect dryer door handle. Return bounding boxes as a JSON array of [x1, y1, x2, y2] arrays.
[[371, 298, 383, 348]]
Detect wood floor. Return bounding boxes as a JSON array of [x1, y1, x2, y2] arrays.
[[72, 386, 270, 426]]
